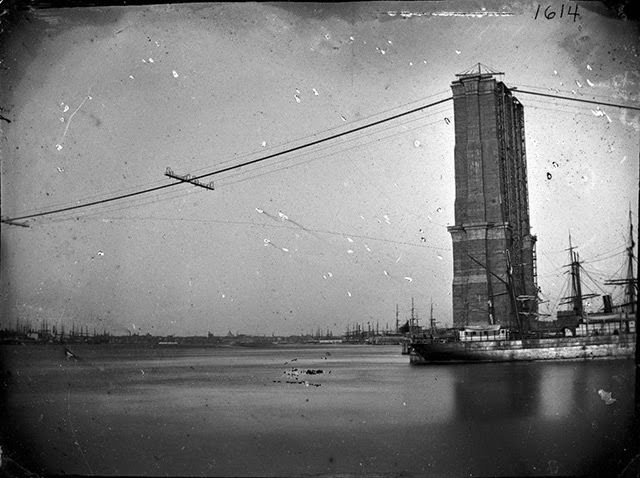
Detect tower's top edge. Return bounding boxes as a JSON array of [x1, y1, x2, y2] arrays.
[[455, 62, 505, 78]]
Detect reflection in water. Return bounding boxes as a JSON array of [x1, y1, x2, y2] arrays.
[[452, 360, 635, 475], [538, 365, 571, 419], [452, 361, 634, 423], [0, 345, 635, 477], [453, 363, 541, 420]]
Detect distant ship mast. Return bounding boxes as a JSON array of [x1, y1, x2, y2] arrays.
[[558, 234, 599, 324], [605, 210, 637, 314]]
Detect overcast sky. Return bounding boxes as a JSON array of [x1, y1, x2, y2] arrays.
[[1, 1, 638, 336]]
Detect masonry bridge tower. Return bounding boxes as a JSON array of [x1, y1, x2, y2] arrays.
[[447, 64, 538, 330]]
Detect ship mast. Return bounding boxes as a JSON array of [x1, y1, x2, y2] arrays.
[[559, 234, 598, 324], [466, 251, 523, 334], [627, 211, 636, 313], [429, 299, 437, 334], [410, 297, 417, 334], [506, 249, 525, 337], [605, 210, 637, 314], [628, 210, 636, 313], [569, 234, 584, 319]]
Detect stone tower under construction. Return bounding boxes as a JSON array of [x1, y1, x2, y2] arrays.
[[447, 65, 537, 329]]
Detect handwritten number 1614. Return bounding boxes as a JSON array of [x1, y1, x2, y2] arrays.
[[534, 4, 580, 21]]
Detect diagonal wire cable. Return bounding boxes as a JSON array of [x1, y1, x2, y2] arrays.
[[1, 96, 453, 224], [21, 105, 454, 225], [512, 88, 640, 111]]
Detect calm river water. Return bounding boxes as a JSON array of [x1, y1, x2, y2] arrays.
[[0, 344, 636, 476]]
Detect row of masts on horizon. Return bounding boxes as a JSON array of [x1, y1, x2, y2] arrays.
[[5, 317, 108, 339], [344, 298, 438, 339]]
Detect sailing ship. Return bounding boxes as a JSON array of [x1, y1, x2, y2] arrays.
[[409, 215, 637, 364]]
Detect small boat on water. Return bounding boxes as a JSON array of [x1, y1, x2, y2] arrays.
[[410, 226, 637, 364]]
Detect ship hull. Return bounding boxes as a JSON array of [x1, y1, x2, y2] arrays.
[[410, 334, 636, 364]]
